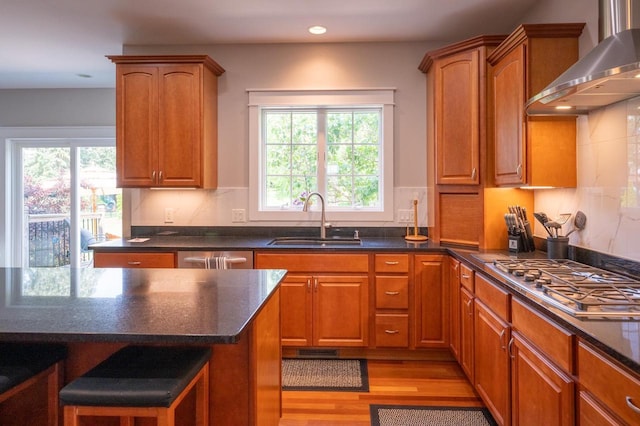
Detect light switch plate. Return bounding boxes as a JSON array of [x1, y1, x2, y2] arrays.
[[232, 209, 246, 223], [164, 208, 175, 223]]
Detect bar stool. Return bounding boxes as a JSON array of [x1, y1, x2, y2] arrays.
[[0, 342, 67, 426], [60, 345, 211, 426]]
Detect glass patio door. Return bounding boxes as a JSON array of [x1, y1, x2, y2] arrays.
[[12, 139, 120, 268]]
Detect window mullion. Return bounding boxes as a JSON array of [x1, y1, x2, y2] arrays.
[[317, 109, 326, 195]]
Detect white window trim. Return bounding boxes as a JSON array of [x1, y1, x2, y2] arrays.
[[248, 89, 395, 222]]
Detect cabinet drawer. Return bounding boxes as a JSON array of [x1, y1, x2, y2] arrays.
[[375, 254, 409, 273], [460, 263, 474, 291], [255, 253, 369, 273], [512, 298, 574, 373], [475, 273, 510, 321], [375, 314, 409, 347], [578, 341, 640, 426], [375, 276, 409, 309], [94, 252, 175, 268]]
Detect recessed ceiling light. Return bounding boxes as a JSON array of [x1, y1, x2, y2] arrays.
[[308, 25, 327, 35]]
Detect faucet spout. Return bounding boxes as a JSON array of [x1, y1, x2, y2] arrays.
[[302, 192, 327, 239]]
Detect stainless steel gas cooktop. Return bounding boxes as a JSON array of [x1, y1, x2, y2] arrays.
[[489, 259, 640, 320]]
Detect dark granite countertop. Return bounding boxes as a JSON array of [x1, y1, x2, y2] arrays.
[[0, 267, 286, 344], [89, 227, 640, 373]]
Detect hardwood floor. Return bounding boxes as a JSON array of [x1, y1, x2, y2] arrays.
[[279, 359, 483, 425]]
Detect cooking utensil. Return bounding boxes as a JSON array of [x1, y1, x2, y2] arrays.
[[566, 210, 587, 236], [546, 221, 562, 238], [554, 213, 572, 225], [533, 212, 553, 237]]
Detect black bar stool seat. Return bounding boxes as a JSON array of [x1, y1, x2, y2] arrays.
[[60, 345, 211, 426], [0, 343, 67, 426]]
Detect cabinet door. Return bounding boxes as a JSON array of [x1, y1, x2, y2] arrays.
[[115, 65, 159, 187], [449, 257, 461, 361], [414, 255, 448, 348], [280, 274, 313, 347], [460, 286, 475, 383], [313, 275, 369, 347], [511, 333, 574, 426], [475, 299, 511, 426], [493, 44, 525, 186], [435, 50, 480, 185], [158, 64, 203, 187]]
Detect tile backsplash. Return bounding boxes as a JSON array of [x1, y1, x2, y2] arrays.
[[535, 96, 640, 262]]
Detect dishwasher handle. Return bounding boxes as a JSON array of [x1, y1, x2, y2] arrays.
[[182, 256, 247, 265]]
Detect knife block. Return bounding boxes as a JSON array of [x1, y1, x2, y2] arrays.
[[508, 234, 523, 253]]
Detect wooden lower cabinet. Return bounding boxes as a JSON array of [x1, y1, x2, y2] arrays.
[[578, 390, 624, 426], [475, 298, 511, 426], [414, 255, 448, 348], [510, 332, 574, 426], [578, 340, 640, 425], [93, 251, 176, 268], [460, 286, 475, 383], [449, 257, 461, 361], [255, 253, 369, 348]]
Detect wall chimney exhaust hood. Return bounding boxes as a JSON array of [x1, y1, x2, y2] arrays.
[[526, 0, 640, 115]]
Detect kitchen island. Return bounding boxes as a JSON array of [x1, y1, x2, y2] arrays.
[[0, 267, 286, 426]]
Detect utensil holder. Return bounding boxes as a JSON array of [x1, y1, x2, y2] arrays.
[[547, 237, 569, 259]]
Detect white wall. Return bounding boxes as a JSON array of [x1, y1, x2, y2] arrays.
[[123, 42, 439, 228]]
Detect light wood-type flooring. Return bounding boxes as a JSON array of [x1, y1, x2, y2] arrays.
[[279, 358, 483, 425]]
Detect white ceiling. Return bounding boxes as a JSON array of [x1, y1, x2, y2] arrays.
[[0, 0, 539, 89]]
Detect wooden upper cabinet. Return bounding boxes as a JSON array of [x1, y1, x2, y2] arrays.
[[421, 36, 506, 186], [108, 55, 225, 188], [435, 49, 480, 184], [488, 24, 584, 187]]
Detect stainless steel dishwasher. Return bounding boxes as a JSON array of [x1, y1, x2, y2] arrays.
[[177, 250, 254, 269]]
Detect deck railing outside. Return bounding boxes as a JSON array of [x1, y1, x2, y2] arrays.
[[26, 213, 104, 267]]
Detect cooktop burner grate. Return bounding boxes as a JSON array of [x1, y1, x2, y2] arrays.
[[492, 259, 640, 317]]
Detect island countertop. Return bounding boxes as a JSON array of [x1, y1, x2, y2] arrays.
[[0, 267, 286, 344]]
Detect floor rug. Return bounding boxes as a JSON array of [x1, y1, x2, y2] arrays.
[[370, 404, 497, 426], [282, 358, 369, 391]]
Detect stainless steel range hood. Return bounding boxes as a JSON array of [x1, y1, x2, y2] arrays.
[[526, 0, 640, 115]]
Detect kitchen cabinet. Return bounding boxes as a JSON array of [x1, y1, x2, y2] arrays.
[[577, 340, 640, 425], [488, 24, 584, 187], [255, 253, 369, 347], [510, 299, 575, 426], [460, 286, 475, 383], [448, 257, 461, 361], [474, 274, 511, 426], [421, 36, 535, 249], [93, 251, 176, 268], [108, 55, 225, 188], [413, 254, 448, 348], [374, 254, 410, 348]]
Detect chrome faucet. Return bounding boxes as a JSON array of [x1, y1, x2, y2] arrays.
[[302, 192, 329, 239]]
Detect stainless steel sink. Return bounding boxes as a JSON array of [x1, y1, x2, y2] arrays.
[[268, 237, 362, 246]]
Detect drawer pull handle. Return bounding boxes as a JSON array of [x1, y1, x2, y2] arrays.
[[499, 329, 507, 350], [626, 396, 640, 414], [307, 279, 311, 291], [507, 338, 515, 359], [385, 261, 400, 265], [384, 329, 400, 334], [127, 261, 142, 265], [384, 291, 400, 296], [461, 274, 470, 279], [471, 167, 477, 180]]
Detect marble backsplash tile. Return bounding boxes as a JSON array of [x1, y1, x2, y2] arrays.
[[535, 96, 640, 262]]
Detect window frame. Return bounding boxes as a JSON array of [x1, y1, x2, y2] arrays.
[[248, 89, 395, 222]]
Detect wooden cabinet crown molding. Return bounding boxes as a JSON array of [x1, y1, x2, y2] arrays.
[[487, 23, 585, 65], [419, 35, 507, 73], [107, 55, 226, 76]]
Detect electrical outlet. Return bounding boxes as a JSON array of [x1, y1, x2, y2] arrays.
[[397, 209, 414, 223], [164, 208, 175, 223], [232, 209, 246, 223]]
